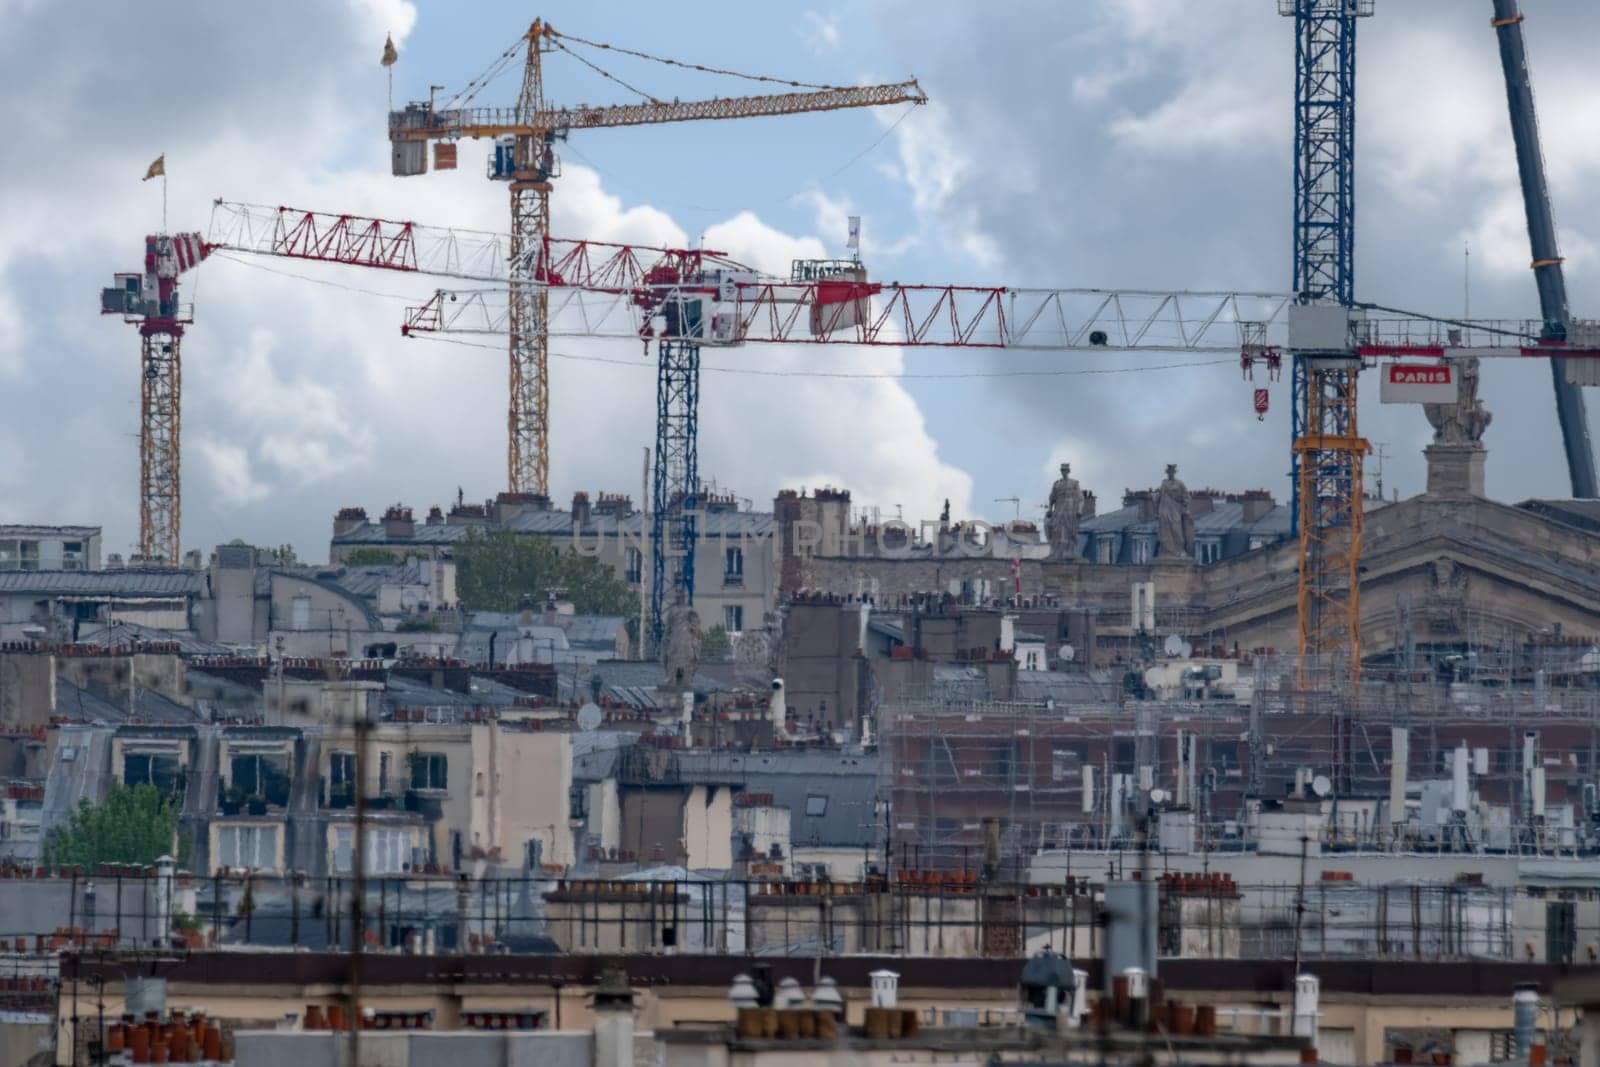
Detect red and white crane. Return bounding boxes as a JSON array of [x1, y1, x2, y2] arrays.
[[205, 200, 1600, 642], [100, 233, 211, 565]]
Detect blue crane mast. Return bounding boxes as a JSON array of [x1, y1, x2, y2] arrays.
[[1283, 0, 1372, 536], [651, 320, 700, 651]]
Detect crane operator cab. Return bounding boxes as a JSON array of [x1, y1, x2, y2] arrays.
[[488, 133, 560, 182]]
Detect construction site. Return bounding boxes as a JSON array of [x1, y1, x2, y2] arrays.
[[879, 656, 1600, 865], [14, 1, 1600, 1065]]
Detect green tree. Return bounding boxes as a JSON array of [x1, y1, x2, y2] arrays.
[[456, 529, 636, 622], [41, 783, 179, 871], [344, 548, 399, 565], [456, 529, 559, 612], [699, 624, 732, 664], [558, 554, 638, 619]]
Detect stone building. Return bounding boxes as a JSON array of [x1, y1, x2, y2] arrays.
[[773, 436, 1600, 668], [330, 490, 776, 639], [0, 524, 101, 572]]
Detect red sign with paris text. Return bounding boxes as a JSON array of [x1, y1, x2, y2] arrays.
[[1379, 362, 1457, 404]]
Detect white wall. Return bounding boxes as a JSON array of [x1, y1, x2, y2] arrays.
[[681, 785, 734, 871], [472, 725, 573, 869]]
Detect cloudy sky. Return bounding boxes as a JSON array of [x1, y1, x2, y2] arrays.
[[6, 0, 1600, 560]]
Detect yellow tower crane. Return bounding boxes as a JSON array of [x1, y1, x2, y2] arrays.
[[388, 20, 925, 496]]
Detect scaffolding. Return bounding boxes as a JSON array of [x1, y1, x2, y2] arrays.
[[879, 659, 1600, 869]]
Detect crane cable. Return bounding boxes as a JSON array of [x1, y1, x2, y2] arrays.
[[550, 28, 849, 93], [437, 25, 857, 116], [548, 38, 662, 106], [557, 100, 919, 216], [442, 34, 529, 112], [409, 333, 1235, 381]]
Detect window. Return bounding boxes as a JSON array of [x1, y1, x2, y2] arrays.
[[624, 546, 642, 584], [410, 752, 447, 790], [804, 794, 828, 817], [570, 781, 589, 820], [331, 827, 352, 874], [724, 605, 743, 633], [327, 752, 355, 808], [0, 540, 39, 571], [379, 751, 393, 795], [124, 751, 183, 795], [1052, 749, 1079, 782], [724, 546, 744, 585], [524, 839, 543, 871], [216, 824, 279, 872], [1096, 536, 1116, 564], [329, 752, 355, 786], [61, 542, 85, 571], [1130, 538, 1151, 564], [1196, 540, 1221, 565], [290, 595, 312, 630], [331, 827, 412, 874], [229, 751, 291, 807]]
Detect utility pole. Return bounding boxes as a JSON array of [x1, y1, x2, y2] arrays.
[[640, 446, 650, 661], [345, 683, 370, 1067]]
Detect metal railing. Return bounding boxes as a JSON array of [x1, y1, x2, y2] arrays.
[[0, 870, 1593, 964]]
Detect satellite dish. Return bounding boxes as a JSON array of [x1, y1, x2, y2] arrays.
[[577, 702, 603, 732], [1311, 774, 1332, 798], [1162, 634, 1184, 657], [1059, 643, 1076, 664], [1149, 788, 1170, 805]]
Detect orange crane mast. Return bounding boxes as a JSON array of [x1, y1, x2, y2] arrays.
[[387, 19, 925, 497], [100, 234, 210, 564]]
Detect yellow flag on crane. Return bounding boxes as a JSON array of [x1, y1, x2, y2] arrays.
[[142, 155, 165, 181], [381, 34, 398, 67]]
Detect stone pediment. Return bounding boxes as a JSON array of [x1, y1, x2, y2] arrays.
[[1189, 493, 1600, 655]]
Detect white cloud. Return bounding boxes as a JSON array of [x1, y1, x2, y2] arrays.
[[803, 10, 842, 55], [1107, 77, 1279, 155], [701, 212, 828, 274], [888, 103, 1004, 271], [1071, 57, 1146, 106], [794, 188, 918, 262], [195, 437, 270, 509], [0, 286, 24, 381], [352, 0, 416, 42], [219, 329, 376, 485]]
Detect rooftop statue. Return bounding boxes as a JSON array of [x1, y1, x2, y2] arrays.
[[1155, 463, 1196, 558], [1045, 462, 1084, 560], [1424, 357, 1492, 445]]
